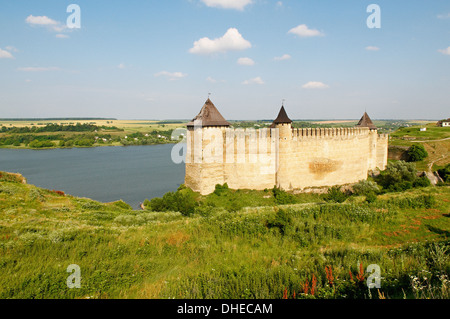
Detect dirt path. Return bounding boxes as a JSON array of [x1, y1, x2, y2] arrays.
[[410, 137, 450, 143]]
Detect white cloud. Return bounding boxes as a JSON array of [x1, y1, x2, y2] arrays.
[[26, 15, 58, 26], [288, 24, 324, 38], [0, 48, 14, 59], [18, 66, 61, 72], [437, 13, 450, 19], [189, 28, 252, 55], [201, 0, 252, 10], [242, 77, 264, 85], [206, 76, 217, 83], [302, 81, 329, 89], [365, 46, 380, 51], [25, 15, 67, 32], [154, 71, 187, 80], [5, 46, 19, 52], [118, 63, 126, 69], [56, 34, 70, 39], [237, 57, 255, 66], [274, 54, 291, 61], [276, 1, 283, 7], [438, 47, 450, 55]]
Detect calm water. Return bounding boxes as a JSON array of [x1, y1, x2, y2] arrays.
[[0, 145, 185, 209]]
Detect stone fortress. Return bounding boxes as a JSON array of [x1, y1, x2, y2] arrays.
[[185, 98, 389, 195]]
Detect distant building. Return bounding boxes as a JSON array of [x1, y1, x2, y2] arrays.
[[420, 128, 427, 132], [437, 118, 450, 127]]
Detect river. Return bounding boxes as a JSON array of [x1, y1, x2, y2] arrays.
[[0, 144, 185, 209]]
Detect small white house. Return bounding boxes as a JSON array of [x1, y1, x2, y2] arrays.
[[420, 128, 427, 132], [443, 121, 450, 127]]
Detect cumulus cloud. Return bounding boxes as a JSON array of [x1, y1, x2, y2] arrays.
[[274, 54, 291, 61], [154, 71, 187, 80], [25, 15, 67, 33], [242, 77, 264, 85], [288, 24, 324, 38], [365, 46, 380, 51], [189, 28, 251, 55], [0, 48, 14, 59], [302, 81, 329, 89], [200, 0, 252, 10], [118, 63, 126, 69], [237, 57, 255, 66], [438, 47, 450, 55]]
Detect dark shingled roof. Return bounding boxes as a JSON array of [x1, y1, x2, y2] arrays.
[[187, 98, 231, 128], [356, 112, 377, 130], [270, 106, 292, 128]]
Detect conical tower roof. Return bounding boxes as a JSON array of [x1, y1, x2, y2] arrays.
[[356, 112, 377, 130], [270, 106, 292, 128], [187, 98, 231, 128]]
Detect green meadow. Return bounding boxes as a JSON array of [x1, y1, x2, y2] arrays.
[[0, 171, 449, 299]]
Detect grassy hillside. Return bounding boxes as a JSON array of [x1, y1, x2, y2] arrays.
[[389, 125, 450, 171], [0, 172, 449, 299]]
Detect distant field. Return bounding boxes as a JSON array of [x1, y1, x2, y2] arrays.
[[0, 119, 186, 132]]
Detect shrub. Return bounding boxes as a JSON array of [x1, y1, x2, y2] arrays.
[[147, 188, 198, 216], [365, 192, 377, 203], [267, 209, 293, 235], [375, 161, 418, 192], [407, 145, 428, 162], [214, 183, 230, 196], [272, 186, 297, 205], [324, 186, 349, 203], [413, 176, 431, 188], [352, 180, 381, 196], [437, 164, 450, 183]]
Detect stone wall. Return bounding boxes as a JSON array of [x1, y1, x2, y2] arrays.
[[185, 124, 388, 195]]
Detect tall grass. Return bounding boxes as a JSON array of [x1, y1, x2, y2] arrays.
[[0, 172, 449, 299]]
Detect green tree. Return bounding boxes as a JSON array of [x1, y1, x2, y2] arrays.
[[407, 145, 428, 162], [375, 161, 417, 192]]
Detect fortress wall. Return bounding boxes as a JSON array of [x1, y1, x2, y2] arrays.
[[185, 127, 278, 194], [284, 127, 371, 189], [185, 125, 389, 195], [376, 134, 389, 170], [222, 128, 277, 191]]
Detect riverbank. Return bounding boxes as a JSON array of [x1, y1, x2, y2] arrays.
[[0, 120, 184, 150]]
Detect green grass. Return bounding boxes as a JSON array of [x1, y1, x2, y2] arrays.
[[0, 171, 449, 299]]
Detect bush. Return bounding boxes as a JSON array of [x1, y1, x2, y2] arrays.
[[266, 209, 293, 235], [407, 145, 428, 162], [365, 192, 377, 203], [375, 161, 418, 192], [413, 176, 431, 188], [324, 186, 349, 203], [146, 188, 198, 216], [272, 186, 297, 205], [352, 180, 381, 196], [437, 164, 450, 183], [214, 183, 230, 196], [29, 140, 55, 148]]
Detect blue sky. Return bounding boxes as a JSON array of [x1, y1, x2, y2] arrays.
[[0, 0, 449, 120]]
